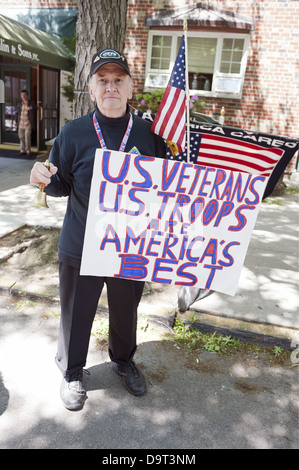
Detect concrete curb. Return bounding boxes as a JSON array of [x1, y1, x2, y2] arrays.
[[177, 310, 298, 350]]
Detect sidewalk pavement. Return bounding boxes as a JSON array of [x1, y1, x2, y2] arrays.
[[0, 157, 298, 349]]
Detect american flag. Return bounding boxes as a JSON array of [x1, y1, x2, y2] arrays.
[[151, 35, 186, 155], [166, 124, 298, 199], [136, 110, 298, 198]]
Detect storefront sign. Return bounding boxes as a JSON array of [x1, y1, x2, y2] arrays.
[[0, 37, 39, 62]]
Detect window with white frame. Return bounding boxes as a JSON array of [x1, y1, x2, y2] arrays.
[[145, 31, 249, 99]]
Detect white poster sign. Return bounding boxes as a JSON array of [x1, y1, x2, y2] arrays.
[[80, 149, 268, 296]]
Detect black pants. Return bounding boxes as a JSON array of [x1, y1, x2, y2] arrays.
[[55, 262, 145, 377]]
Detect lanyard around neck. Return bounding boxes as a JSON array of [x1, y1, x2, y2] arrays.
[[93, 111, 133, 152]]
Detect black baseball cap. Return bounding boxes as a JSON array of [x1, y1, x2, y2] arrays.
[[90, 48, 131, 76]]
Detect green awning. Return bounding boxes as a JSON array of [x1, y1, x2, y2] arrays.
[[0, 14, 75, 70]]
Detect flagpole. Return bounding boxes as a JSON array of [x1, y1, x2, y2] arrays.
[[184, 16, 190, 163]]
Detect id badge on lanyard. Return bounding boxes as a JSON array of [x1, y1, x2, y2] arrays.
[[93, 112, 133, 151]]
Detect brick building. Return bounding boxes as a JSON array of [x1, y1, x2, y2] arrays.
[[124, 0, 298, 172], [0, 0, 298, 170]]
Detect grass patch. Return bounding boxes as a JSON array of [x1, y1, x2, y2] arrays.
[[170, 319, 240, 355], [92, 315, 150, 342], [92, 318, 109, 339], [167, 318, 291, 364], [285, 186, 299, 195], [263, 185, 299, 204], [16, 299, 37, 309], [91, 316, 291, 365], [263, 197, 283, 205]]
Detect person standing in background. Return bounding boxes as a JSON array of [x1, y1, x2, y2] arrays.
[[15, 89, 36, 156]]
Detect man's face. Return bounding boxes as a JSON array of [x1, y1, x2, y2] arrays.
[[21, 92, 28, 102], [88, 64, 133, 118]]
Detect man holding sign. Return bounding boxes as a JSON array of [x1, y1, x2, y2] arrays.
[[30, 48, 166, 410]]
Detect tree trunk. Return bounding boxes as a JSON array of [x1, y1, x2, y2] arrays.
[[73, 0, 128, 118]]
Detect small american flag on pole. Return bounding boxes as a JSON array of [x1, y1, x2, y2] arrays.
[[151, 35, 186, 155]]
